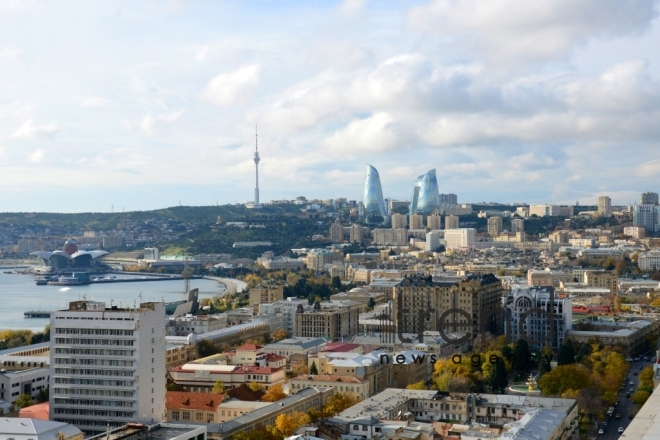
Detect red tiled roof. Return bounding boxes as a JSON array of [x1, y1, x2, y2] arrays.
[[166, 391, 224, 410], [226, 383, 265, 401], [236, 344, 263, 351], [321, 342, 362, 353], [264, 353, 286, 362], [234, 366, 281, 374], [19, 402, 50, 420]]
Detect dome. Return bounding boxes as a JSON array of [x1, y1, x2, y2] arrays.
[[187, 331, 199, 345], [62, 239, 78, 256], [296, 304, 304, 313], [313, 300, 321, 310], [349, 287, 366, 293]]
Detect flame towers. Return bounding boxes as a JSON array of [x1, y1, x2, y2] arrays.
[[363, 164, 387, 218], [410, 169, 440, 215]]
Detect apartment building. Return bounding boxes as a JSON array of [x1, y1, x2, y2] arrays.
[[294, 301, 360, 340], [583, 270, 618, 295], [314, 350, 393, 397], [487, 217, 502, 237], [444, 228, 475, 249], [393, 274, 504, 340], [391, 214, 407, 229], [329, 220, 345, 243], [445, 215, 459, 230], [372, 229, 409, 246], [49, 301, 166, 434], [427, 214, 441, 230], [410, 214, 424, 230], [249, 281, 284, 312]]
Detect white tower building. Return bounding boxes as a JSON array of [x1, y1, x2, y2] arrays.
[[254, 126, 261, 206], [49, 301, 166, 434]]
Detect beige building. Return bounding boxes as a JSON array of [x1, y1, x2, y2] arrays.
[[392, 213, 407, 229], [217, 399, 272, 422], [427, 214, 441, 230], [350, 224, 369, 243], [410, 214, 424, 230], [487, 217, 502, 237], [372, 229, 409, 246], [598, 196, 612, 216], [624, 226, 646, 239], [249, 281, 284, 312], [445, 215, 459, 230], [380, 351, 430, 388], [444, 228, 475, 249], [549, 230, 569, 243], [329, 219, 344, 243], [294, 300, 360, 340], [166, 391, 223, 423], [290, 375, 370, 400], [393, 274, 504, 338], [511, 218, 525, 234], [306, 249, 343, 273], [583, 270, 618, 295]]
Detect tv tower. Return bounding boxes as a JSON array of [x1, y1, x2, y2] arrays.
[[254, 125, 261, 206]]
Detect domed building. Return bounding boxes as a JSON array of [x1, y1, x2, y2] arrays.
[[31, 239, 109, 270]]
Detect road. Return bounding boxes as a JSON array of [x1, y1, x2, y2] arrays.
[[596, 357, 655, 440]]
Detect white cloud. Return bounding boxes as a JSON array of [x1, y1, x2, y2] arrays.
[[195, 45, 210, 61], [75, 96, 111, 108], [11, 120, 58, 139], [201, 64, 261, 107], [0, 46, 21, 65], [324, 112, 401, 153], [338, 0, 367, 18], [28, 149, 45, 163], [123, 110, 184, 136], [408, 0, 657, 62]]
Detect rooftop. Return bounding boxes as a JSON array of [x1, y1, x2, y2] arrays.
[[291, 375, 367, 384], [166, 391, 224, 411]]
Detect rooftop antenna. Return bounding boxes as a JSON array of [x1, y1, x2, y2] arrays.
[[111, 204, 114, 213], [110, 299, 114, 307]]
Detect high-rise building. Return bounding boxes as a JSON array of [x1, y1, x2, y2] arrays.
[[409, 214, 424, 230], [427, 214, 441, 230], [633, 204, 659, 233], [253, 127, 261, 207], [641, 192, 659, 205], [439, 193, 457, 205], [144, 247, 159, 260], [363, 165, 387, 218], [597, 196, 612, 216], [444, 228, 475, 249], [393, 274, 503, 338], [425, 231, 441, 251], [410, 169, 441, 215], [329, 219, 344, 243], [511, 218, 524, 234], [294, 300, 360, 340], [445, 215, 459, 230], [487, 217, 502, 237], [349, 224, 368, 243], [391, 213, 407, 229], [372, 229, 409, 246], [389, 200, 410, 214], [50, 301, 166, 434]]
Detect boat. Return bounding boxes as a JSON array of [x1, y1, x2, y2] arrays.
[[47, 276, 84, 286], [35, 277, 49, 285]]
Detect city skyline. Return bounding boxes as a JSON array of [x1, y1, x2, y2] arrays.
[[1, 1, 660, 212]]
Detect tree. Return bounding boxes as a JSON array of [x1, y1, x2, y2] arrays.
[[261, 383, 287, 402], [575, 387, 607, 425], [490, 357, 508, 393], [15, 393, 34, 409], [367, 298, 376, 310], [35, 388, 49, 403], [249, 381, 265, 392], [538, 354, 551, 377], [557, 340, 575, 366], [309, 361, 318, 375], [513, 339, 532, 375], [538, 364, 593, 396], [406, 381, 426, 390], [639, 366, 654, 389], [322, 392, 360, 416], [212, 380, 226, 394], [331, 276, 342, 290], [271, 328, 289, 342], [197, 339, 220, 358], [632, 389, 652, 407], [448, 376, 473, 393], [291, 362, 310, 376], [275, 411, 311, 437], [286, 272, 299, 287]]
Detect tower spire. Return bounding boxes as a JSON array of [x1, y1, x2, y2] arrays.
[[253, 125, 260, 206]]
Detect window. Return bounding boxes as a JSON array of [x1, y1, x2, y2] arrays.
[[196, 413, 204, 422], [207, 414, 214, 422], [172, 411, 180, 420], [182, 412, 191, 420]]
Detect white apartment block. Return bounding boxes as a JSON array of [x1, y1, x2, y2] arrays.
[[638, 251, 660, 271], [0, 368, 49, 409], [50, 301, 166, 434], [260, 298, 310, 335], [444, 228, 475, 249]]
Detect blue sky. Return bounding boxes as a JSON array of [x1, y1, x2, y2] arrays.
[[1, 0, 660, 212]]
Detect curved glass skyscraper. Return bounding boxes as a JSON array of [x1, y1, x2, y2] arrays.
[[363, 164, 387, 218], [410, 169, 441, 214]]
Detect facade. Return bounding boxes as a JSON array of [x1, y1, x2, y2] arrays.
[[380, 351, 430, 388], [167, 315, 227, 336], [409, 214, 424, 230], [633, 204, 659, 233], [487, 217, 502, 237], [597, 196, 612, 216], [372, 229, 408, 246], [503, 287, 572, 349], [144, 247, 159, 260], [166, 391, 223, 423], [511, 218, 525, 234], [329, 220, 344, 243], [305, 249, 342, 273], [294, 301, 360, 340], [624, 225, 646, 239], [249, 281, 284, 312], [425, 231, 441, 251], [393, 274, 504, 340], [49, 301, 166, 434], [641, 192, 659, 205], [638, 251, 660, 271], [445, 215, 459, 230], [426, 214, 441, 230], [349, 224, 368, 243], [290, 375, 370, 400], [444, 228, 475, 249], [439, 193, 457, 205], [391, 213, 407, 229], [363, 165, 387, 218], [410, 170, 441, 215], [0, 367, 49, 409], [583, 270, 618, 294], [261, 337, 328, 359]]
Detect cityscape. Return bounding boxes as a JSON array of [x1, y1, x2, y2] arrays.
[[2, 2, 660, 440]]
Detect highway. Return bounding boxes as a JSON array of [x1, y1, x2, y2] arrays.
[[596, 357, 655, 440]]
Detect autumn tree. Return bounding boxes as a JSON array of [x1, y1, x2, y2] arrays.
[[322, 392, 360, 416], [639, 366, 654, 389], [575, 387, 607, 425], [275, 411, 311, 437], [291, 362, 310, 376], [261, 383, 287, 402], [212, 380, 226, 394], [249, 382, 266, 392], [538, 364, 593, 396], [406, 381, 426, 390], [271, 328, 289, 342], [632, 389, 652, 407]]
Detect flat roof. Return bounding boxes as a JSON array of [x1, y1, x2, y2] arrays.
[[620, 381, 660, 439]]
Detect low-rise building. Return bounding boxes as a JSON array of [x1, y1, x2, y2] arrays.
[[290, 375, 370, 400], [166, 391, 223, 423], [0, 418, 83, 440], [294, 300, 360, 340], [261, 337, 328, 360], [0, 368, 49, 409]]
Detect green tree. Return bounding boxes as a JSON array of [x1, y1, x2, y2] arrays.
[[331, 276, 342, 290], [367, 298, 376, 310], [490, 357, 508, 393], [310, 361, 318, 375], [212, 380, 226, 394], [197, 339, 220, 358], [513, 339, 531, 374], [15, 393, 34, 409], [35, 388, 49, 403], [557, 340, 575, 365]]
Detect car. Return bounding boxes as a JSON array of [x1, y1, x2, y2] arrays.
[[603, 421, 608, 428], [630, 381, 634, 385], [615, 414, 620, 419], [626, 393, 631, 398], [615, 401, 619, 406], [619, 427, 624, 433], [630, 388, 634, 392], [609, 407, 615, 412], [598, 429, 604, 435]]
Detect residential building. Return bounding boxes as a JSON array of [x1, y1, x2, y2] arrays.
[[393, 274, 504, 340], [583, 270, 618, 294], [439, 193, 457, 205], [249, 281, 284, 312], [503, 287, 572, 349], [144, 247, 159, 260], [261, 337, 328, 360], [511, 218, 525, 234], [349, 224, 368, 243], [445, 215, 459, 230], [294, 300, 360, 340], [389, 200, 410, 213], [624, 226, 646, 239], [638, 251, 660, 271], [597, 196, 612, 216], [363, 165, 388, 218], [256, 252, 305, 270], [305, 249, 342, 273], [49, 301, 166, 434], [527, 269, 575, 287], [391, 213, 407, 229], [425, 231, 441, 252], [290, 375, 370, 400], [217, 399, 271, 422], [226, 308, 254, 326], [410, 170, 441, 215], [426, 214, 441, 230], [316, 350, 393, 396], [372, 229, 408, 246], [567, 317, 660, 356], [444, 228, 476, 249], [0, 418, 83, 440], [633, 204, 659, 233], [487, 217, 503, 237], [410, 214, 424, 230], [167, 315, 227, 337], [379, 350, 430, 388], [549, 231, 569, 243], [329, 220, 344, 243], [641, 192, 659, 205]]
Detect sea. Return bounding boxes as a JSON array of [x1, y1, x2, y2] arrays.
[[0, 270, 226, 332]]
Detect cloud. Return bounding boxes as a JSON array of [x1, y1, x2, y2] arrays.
[[75, 96, 111, 108], [123, 110, 183, 136], [408, 0, 657, 62], [324, 113, 402, 153], [201, 64, 261, 107], [338, 0, 367, 18], [28, 149, 45, 163], [195, 45, 210, 61], [0, 46, 21, 65], [11, 120, 59, 139], [637, 160, 660, 177]]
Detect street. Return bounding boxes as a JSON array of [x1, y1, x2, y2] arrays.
[[596, 358, 654, 440]]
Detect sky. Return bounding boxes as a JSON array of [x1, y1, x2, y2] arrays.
[[1, 0, 660, 212]]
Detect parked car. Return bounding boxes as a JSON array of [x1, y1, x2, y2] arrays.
[[618, 427, 624, 433], [598, 429, 604, 435], [615, 414, 620, 419]]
